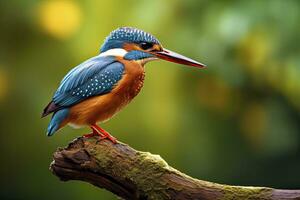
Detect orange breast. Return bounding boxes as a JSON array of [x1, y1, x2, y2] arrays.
[[65, 58, 145, 126]]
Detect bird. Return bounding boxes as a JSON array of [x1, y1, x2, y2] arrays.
[[42, 27, 206, 143]]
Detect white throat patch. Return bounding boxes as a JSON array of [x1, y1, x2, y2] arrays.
[[99, 48, 128, 57], [99, 48, 158, 66]]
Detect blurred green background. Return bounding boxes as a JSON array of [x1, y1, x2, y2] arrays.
[[1, 0, 300, 199]]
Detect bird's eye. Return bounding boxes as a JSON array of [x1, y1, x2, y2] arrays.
[[140, 42, 153, 50]]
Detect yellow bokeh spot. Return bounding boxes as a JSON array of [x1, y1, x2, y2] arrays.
[[238, 30, 271, 74], [240, 102, 267, 148], [197, 76, 231, 112], [37, 0, 82, 39], [0, 69, 8, 101]]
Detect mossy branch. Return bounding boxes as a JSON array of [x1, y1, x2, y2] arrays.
[[50, 137, 300, 200]]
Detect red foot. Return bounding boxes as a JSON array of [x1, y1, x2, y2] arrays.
[[91, 125, 117, 144], [83, 126, 104, 138]]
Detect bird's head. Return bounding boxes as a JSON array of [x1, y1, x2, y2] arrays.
[[100, 27, 206, 68]]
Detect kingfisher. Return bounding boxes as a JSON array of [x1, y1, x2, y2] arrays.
[[42, 27, 206, 143]]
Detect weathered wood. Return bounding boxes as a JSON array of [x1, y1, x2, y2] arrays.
[[50, 137, 300, 200]]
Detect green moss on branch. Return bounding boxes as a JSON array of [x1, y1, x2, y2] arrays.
[[50, 137, 300, 200]]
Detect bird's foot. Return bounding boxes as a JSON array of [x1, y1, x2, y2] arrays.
[[99, 133, 117, 144], [92, 125, 117, 144], [83, 126, 105, 138]]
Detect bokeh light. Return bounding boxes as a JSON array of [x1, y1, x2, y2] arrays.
[[36, 0, 82, 39], [0, 68, 8, 102]]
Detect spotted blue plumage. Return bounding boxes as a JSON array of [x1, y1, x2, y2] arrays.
[[100, 27, 160, 52], [46, 56, 124, 136], [52, 56, 124, 108]]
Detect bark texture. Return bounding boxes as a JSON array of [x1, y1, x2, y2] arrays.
[[50, 137, 300, 200]]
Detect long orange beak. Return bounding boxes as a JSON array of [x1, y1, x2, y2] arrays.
[[152, 48, 206, 68]]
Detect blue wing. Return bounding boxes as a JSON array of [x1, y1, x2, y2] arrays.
[[51, 55, 124, 110]]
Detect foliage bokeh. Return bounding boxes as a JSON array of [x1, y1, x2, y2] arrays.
[[0, 0, 300, 199]]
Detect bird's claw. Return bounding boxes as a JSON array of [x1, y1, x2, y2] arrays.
[[99, 134, 117, 144], [84, 126, 117, 144], [84, 134, 117, 144]]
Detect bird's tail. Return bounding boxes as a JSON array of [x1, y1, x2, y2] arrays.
[[47, 108, 69, 136]]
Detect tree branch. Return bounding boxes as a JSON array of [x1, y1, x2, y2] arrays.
[[50, 137, 300, 200]]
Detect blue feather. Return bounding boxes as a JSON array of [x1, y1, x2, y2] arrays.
[[47, 108, 69, 136], [124, 50, 154, 60], [52, 55, 125, 109], [100, 27, 160, 52]]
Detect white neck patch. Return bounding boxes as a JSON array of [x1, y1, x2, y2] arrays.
[[99, 48, 158, 66], [99, 48, 128, 57]]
